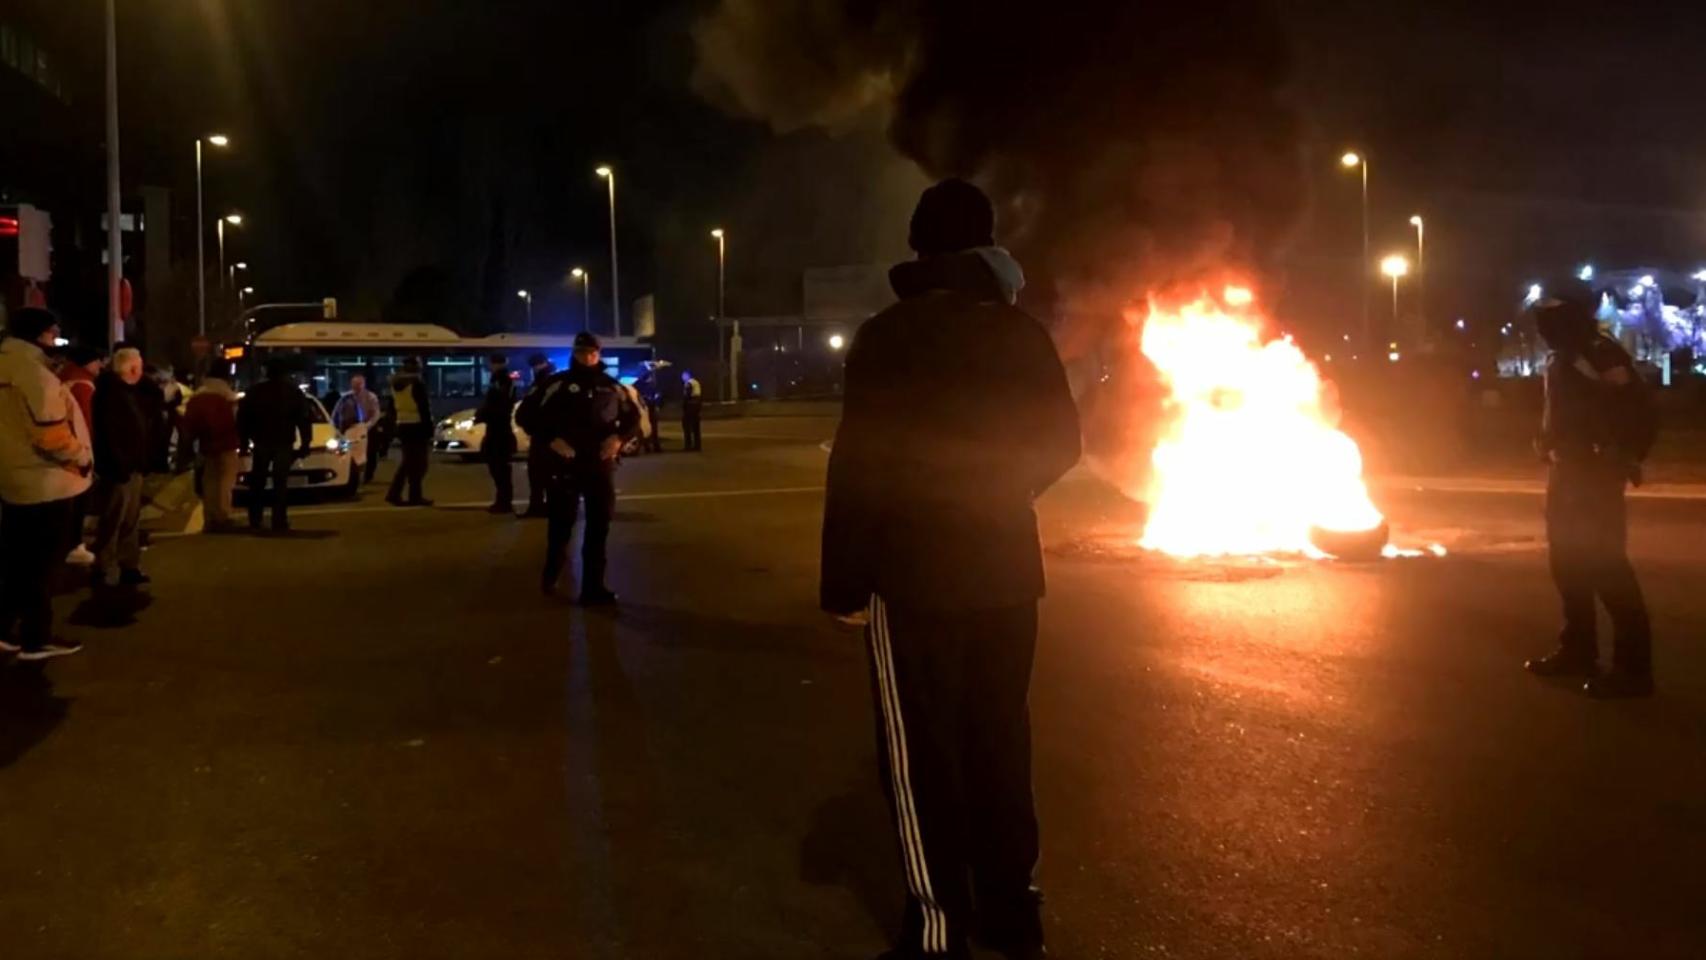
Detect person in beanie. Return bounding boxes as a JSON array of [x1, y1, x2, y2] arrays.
[[525, 331, 638, 604], [821, 179, 1080, 960], [0, 308, 92, 660], [475, 354, 517, 513]]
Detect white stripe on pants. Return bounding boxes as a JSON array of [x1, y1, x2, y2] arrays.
[[869, 595, 949, 954]]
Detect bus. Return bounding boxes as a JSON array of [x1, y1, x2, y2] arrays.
[[232, 322, 656, 402]]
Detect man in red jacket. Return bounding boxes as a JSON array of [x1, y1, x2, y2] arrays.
[[177, 371, 243, 531]]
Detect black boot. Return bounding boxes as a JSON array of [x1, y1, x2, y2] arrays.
[[1524, 647, 1597, 677], [1583, 669, 1654, 699], [576, 587, 619, 607]]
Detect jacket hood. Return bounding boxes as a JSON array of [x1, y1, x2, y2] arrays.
[[889, 247, 1025, 305]]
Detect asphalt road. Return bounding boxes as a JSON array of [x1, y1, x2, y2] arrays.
[[2, 415, 1703, 959]]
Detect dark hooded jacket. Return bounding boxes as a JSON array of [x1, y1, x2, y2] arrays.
[[820, 250, 1081, 614]]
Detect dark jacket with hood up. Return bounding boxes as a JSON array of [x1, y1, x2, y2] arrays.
[[820, 250, 1081, 614]]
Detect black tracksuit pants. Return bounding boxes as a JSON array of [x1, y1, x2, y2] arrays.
[[542, 462, 615, 593], [866, 596, 1042, 956], [1546, 460, 1651, 673], [387, 423, 431, 503]]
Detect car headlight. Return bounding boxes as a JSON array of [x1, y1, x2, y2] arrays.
[[325, 437, 350, 453], [438, 418, 456, 430], [455, 418, 475, 431]]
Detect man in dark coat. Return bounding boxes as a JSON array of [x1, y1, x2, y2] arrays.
[[90, 346, 152, 590], [475, 354, 517, 514], [238, 359, 314, 532], [821, 179, 1081, 960]]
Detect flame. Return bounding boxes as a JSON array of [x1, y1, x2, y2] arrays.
[[1134, 289, 1385, 557]]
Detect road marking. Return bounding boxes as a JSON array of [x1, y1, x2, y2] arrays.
[[277, 485, 827, 519], [1388, 477, 1706, 501]]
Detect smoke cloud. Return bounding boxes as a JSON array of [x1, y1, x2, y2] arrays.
[[693, 0, 1309, 495], [691, 0, 1306, 328]]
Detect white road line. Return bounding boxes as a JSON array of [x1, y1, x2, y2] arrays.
[[1386, 477, 1706, 501], [277, 485, 827, 519]]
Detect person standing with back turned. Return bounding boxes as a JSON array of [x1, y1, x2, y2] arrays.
[[385, 357, 434, 507], [238, 359, 314, 533], [475, 354, 517, 514], [822, 180, 1081, 960]]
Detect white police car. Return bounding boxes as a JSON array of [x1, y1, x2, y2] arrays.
[[433, 402, 530, 462]]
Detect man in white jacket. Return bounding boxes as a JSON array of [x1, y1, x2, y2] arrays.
[[0, 308, 93, 660]]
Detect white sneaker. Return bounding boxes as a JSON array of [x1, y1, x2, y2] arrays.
[[65, 544, 96, 566]]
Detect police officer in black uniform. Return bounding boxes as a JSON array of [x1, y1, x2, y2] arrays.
[[475, 353, 516, 514], [528, 332, 638, 605], [1523, 277, 1655, 698], [520, 352, 556, 518]]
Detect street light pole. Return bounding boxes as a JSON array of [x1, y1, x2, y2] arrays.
[[1409, 214, 1425, 342], [1380, 253, 1409, 342], [712, 228, 736, 401], [104, 0, 123, 346], [194, 135, 229, 336], [516, 289, 532, 331], [1341, 151, 1370, 348], [596, 166, 619, 337], [571, 267, 589, 331]]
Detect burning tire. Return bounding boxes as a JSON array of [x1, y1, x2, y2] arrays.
[[1309, 522, 1389, 561]]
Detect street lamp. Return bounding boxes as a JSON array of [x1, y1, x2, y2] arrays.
[[516, 288, 532, 331], [238, 285, 254, 310], [712, 227, 738, 401], [1408, 214, 1425, 339], [596, 165, 619, 337], [1341, 150, 1370, 347], [217, 212, 243, 293], [1579, 264, 1595, 282], [229, 260, 247, 290], [570, 267, 590, 331], [828, 333, 846, 351], [195, 133, 231, 335], [1381, 253, 1409, 330]]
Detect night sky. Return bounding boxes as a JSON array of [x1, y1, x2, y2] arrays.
[[25, 0, 1706, 352]]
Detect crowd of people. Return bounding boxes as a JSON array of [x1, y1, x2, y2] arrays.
[[0, 307, 710, 660]]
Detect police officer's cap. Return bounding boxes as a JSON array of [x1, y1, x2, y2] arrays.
[[1527, 276, 1599, 316], [574, 332, 601, 351]]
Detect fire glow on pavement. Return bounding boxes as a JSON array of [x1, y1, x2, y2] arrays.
[[1130, 287, 1441, 561]]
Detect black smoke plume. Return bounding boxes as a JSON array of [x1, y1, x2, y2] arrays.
[[692, 0, 1306, 335]]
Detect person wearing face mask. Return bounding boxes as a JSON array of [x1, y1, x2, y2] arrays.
[[1523, 276, 1657, 699]]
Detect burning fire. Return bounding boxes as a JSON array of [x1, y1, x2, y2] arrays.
[[1134, 287, 1386, 558]]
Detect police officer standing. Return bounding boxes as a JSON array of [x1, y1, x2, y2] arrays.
[[475, 354, 516, 514], [680, 370, 704, 452], [1523, 277, 1655, 699], [526, 332, 638, 605]]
